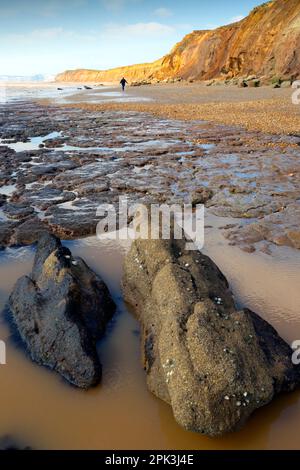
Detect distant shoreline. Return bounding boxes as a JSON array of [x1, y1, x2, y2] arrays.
[[0, 81, 114, 87]]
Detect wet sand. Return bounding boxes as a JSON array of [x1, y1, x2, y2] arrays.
[[56, 83, 300, 135]]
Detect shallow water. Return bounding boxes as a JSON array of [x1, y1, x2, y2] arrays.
[[0, 212, 300, 449], [0, 132, 62, 152], [0, 184, 17, 196], [0, 132, 183, 155], [61, 88, 153, 104], [0, 84, 84, 104]]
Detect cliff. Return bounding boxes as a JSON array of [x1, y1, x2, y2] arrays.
[[56, 58, 164, 83], [56, 0, 300, 83]]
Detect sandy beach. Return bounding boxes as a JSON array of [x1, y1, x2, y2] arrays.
[[53, 82, 300, 135]]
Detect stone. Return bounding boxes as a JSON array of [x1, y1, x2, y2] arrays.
[[247, 79, 260, 88], [7, 232, 116, 388], [122, 230, 300, 436], [9, 217, 48, 246], [190, 188, 213, 206], [0, 220, 19, 250], [3, 202, 35, 220]]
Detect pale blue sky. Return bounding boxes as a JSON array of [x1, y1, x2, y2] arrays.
[[0, 0, 262, 76]]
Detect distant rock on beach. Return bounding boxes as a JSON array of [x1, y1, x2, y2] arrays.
[[7, 232, 116, 388], [122, 228, 300, 436]]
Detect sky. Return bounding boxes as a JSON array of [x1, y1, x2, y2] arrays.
[[0, 0, 263, 76]]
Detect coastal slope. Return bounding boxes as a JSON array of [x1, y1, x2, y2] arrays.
[[56, 0, 300, 83]]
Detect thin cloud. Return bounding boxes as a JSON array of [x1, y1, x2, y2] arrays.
[[1, 27, 94, 45], [100, 0, 140, 13], [0, 0, 88, 18], [154, 7, 173, 18], [103, 22, 175, 38], [229, 15, 245, 23]]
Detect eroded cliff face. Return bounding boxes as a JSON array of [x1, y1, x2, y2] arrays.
[[56, 0, 300, 83], [56, 58, 164, 83]]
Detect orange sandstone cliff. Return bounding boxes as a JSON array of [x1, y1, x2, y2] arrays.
[[56, 0, 300, 83]]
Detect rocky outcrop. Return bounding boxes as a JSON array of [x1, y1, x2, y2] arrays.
[[57, 0, 300, 83], [8, 232, 116, 388], [0, 435, 31, 450], [122, 231, 300, 436], [224, 202, 300, 251]]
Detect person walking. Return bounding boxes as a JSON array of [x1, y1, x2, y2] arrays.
[[120, 77, 128, 91]]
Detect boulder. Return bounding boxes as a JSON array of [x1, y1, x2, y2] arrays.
[[9, 216, 48, 246], [8, 232, 116, 388], [0, 220, 19, 250], [130, 80, 151, 87], [122, 230, 300, 436], [190, 187, 213, 206], [238, 79, 248, 88], [247, 79, 260, 88], [3, 202, 35, 220]]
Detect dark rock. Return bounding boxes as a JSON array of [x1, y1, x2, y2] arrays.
[[31, 164, 59, 176], [248, 79, 260, 88], [0, 435, 31, 450], [45, 207, 99, 239], [76, 182, 109, 196], [122, 229, 300, 436], [0, 220, 20, 249], [8, 232, 116, 388], [0, 194, 7, 207], [3, 202, 35, 220]]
